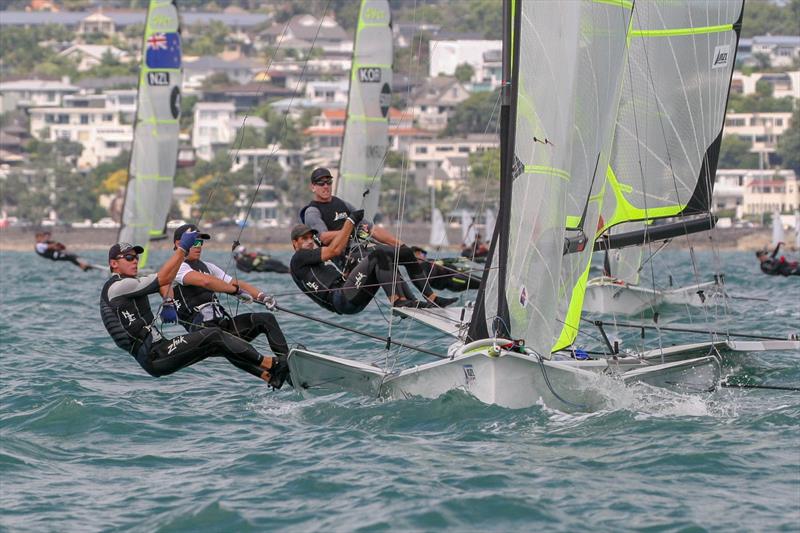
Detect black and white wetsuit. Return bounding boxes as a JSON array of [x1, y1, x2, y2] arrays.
[[760, 243, 800, 277], [419, 259, 481, 292], [173, 260, 289, 359], [100, 272, 268, 379], [291, 246, 411, 314], [35, 241, 83, 267]]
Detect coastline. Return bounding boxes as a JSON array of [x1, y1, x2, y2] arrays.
[[0, 225, 794, 253]]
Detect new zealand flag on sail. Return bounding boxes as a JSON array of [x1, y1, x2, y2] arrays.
[[146, 32, 181, 69]]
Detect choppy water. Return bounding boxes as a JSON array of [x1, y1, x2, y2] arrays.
[[2, 249, 799, 531]]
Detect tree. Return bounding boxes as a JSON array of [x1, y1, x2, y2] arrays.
[[776, 109, 800, 174], [454, 62, 475, 84], [718, 135, 759, 169], [444, 90, 500, 136]]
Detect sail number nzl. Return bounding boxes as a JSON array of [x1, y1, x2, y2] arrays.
[[147, 72, 171, 86]]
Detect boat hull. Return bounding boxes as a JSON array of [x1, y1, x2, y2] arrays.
[[583, 277, 721, 315]]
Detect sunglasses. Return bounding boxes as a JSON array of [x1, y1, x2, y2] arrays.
[[192, 239, 204, 248], [117, 254, 139, 262], [313, 178, 333, 186]]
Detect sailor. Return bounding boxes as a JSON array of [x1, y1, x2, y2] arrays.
[[411, 246, 480, 292], [171, 224, 290, 362], [299, 167, 457, 307], [233, 245, 289, 274], [34, 231, 93, 271], [461, 232, 489, 260], [100, 231, 289, 388], [756, 242, 800, 276], [290, 217, 440, 313]]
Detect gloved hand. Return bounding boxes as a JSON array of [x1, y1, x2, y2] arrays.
[[235, 290, 253, 304], [178, 230, 199, 253], [356, 222, 372, 241], [160, 298, 178, 324], [346, 209, 364, 226], [255, 292, 277, 310]]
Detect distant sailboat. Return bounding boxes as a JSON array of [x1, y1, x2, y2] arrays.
[[118, 0, 183, 268], [772, 210, 785, 247]]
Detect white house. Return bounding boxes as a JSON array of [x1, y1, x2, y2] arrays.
[[58, 44, 129, 72], [410, 77, 471, 132], [731, 71, 800, 100], [0, 78, 79, 113], [428, 39, 502, 80], [723, 111, 793, 168], [77, 11, 116, 38], [304, 80, 349, 106], [407, 133, 498, 188], [260, 14, 352, 54], [750, 35, 800, 68]]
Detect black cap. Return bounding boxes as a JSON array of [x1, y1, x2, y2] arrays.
[[290, 223, 318, 241], [310, 167, 333, 183], [108, 242, 145, 261], [173, 223, 211, 242]]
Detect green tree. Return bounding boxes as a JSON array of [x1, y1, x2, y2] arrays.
[[444, 90, 500, 136], [718, 135, 759, 169], [776, 108, 800, 174], [454, 62, 475, 83]]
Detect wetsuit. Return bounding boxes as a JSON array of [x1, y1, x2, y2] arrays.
[[759, 243, 800, 277], [35, 241, 86, 268], [291, 246, 410, 314], [235, 253, 289, 274], [100, 273, 268, 379], [173, 260, 289, 358], [419, 259, 481, 292]]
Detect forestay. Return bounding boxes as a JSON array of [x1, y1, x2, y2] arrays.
[[469, 0, 633, 356], [600, 1, 743, 231], [336, 0, 393, 220], [118, 0, 182, 267]]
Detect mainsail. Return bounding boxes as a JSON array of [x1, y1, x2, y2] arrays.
[[336, 0, 393, 220], [429, 208, 449, 248], [600, 1, 743, 235], [469, 0, 633, 356], [118, 0, 182, 267]]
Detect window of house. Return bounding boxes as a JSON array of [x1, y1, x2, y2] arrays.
[[103, 114, 113, 122], [458, 146, 470, 153], [57, 114, 69, 124], [436, 145, 453, 152], [80, 114, 89, 124], [416, 146, 428, 154]]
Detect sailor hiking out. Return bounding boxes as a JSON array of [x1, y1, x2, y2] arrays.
[[35, 231, 94, 271], [756, 242, 800, 277], [99, 230, 289, 388]]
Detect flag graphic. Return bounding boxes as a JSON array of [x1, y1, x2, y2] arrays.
[[146, 32, 181, 69]]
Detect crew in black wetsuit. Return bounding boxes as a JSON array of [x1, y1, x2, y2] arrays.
[[171, 224, 290, 365], [233, 245, 289, 274], [290, 218, 438, 314], [756, 242, 800, 277], [35, 231, 93, 271], [411, 246, 481, 292], [461, 232, 489, 261], [99, 233, 289, 388], [299, 167, 457, 307]]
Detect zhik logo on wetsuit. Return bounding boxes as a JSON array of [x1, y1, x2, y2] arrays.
[[306, 281, 320, 291], [354, 272, 366, 289], [333, 212, 348, 222], [167, 336, 188, 354], [121, 310, 137, 325]]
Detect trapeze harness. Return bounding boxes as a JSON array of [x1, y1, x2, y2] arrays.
[[100, 274, 163, 361], [173, 260, 229, 330]]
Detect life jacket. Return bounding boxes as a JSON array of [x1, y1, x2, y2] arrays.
[[289, 250, 343, 313], [100, 274, 162, 355], [173, 260, 226, 328], [299, 196, 351, 231], [35, 241, 57, 259]]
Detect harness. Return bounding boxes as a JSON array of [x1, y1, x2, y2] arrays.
[[173, 260, 228, 329]]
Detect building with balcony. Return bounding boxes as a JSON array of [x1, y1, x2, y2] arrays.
[[0, 78, 79, 113], [723, 112, 793, 168], [407, 133, 498, 188], [409, 77, 470, 132]]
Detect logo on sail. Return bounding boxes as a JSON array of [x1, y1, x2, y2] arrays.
[[711, 45, 730, 69], [358, 68, 381, 83]]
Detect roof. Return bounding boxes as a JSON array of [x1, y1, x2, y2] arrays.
[[59, 44, 127, 60], [752, 35, 800, 46], [183, 56, 260, 72], [321, 108, 406, 120], [0, 79, 78, 92], [265, 14, 348, 42], [0, 10, 270, 28], [75, 76, 137, 90]]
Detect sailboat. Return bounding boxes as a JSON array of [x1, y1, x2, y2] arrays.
[[287, 0, 726, 411], [335, 0, 393, 221], [772, 210, 785, 247], [118, 0, 183, 268]]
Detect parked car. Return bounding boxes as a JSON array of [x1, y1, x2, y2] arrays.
[[93, 217, 120, 229]]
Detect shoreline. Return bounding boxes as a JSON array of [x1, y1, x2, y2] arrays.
[[0, 225, 794, 253]]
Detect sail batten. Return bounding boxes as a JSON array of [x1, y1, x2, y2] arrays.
[[336, 0, 393, 220], [118, 0, 182, 268]]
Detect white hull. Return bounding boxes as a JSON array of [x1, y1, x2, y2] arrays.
[[288, 340, 721, 411], [583, 277, 721, 315], [637, 339, 800, 366]]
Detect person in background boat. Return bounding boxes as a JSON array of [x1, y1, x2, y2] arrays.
[[290, 219, 442, 313], [171, 225, 291, 366], [461, 232, 489, 260], [299, 167, 457, 307], [411, 246, 480, 292], [34, 231, 94, 271], [233, 245, 289, 274], [100, 234, 289, 388], [756, 242, 800, 277]]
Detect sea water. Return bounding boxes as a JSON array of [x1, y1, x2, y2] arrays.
[[1, 249, 798, 531]]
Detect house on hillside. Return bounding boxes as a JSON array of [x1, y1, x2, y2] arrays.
[[259, 14, 352, 54], [724, 112, 793, 168], [750, 35, 800, 68], [304, 108, 431, 152], [0, 78, 79, 113], [58, 44, 129, 72], [182, 56, 260, 91], [410, 77, 470, 132], [77, 10, 116, 39]]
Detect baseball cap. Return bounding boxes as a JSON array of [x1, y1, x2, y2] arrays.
[[108, 242, 145, 261], [290, 223, 318, 241], [310, 167, 333, 183], [410, 246, 428, 255], [173, 223, 211, 242]]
